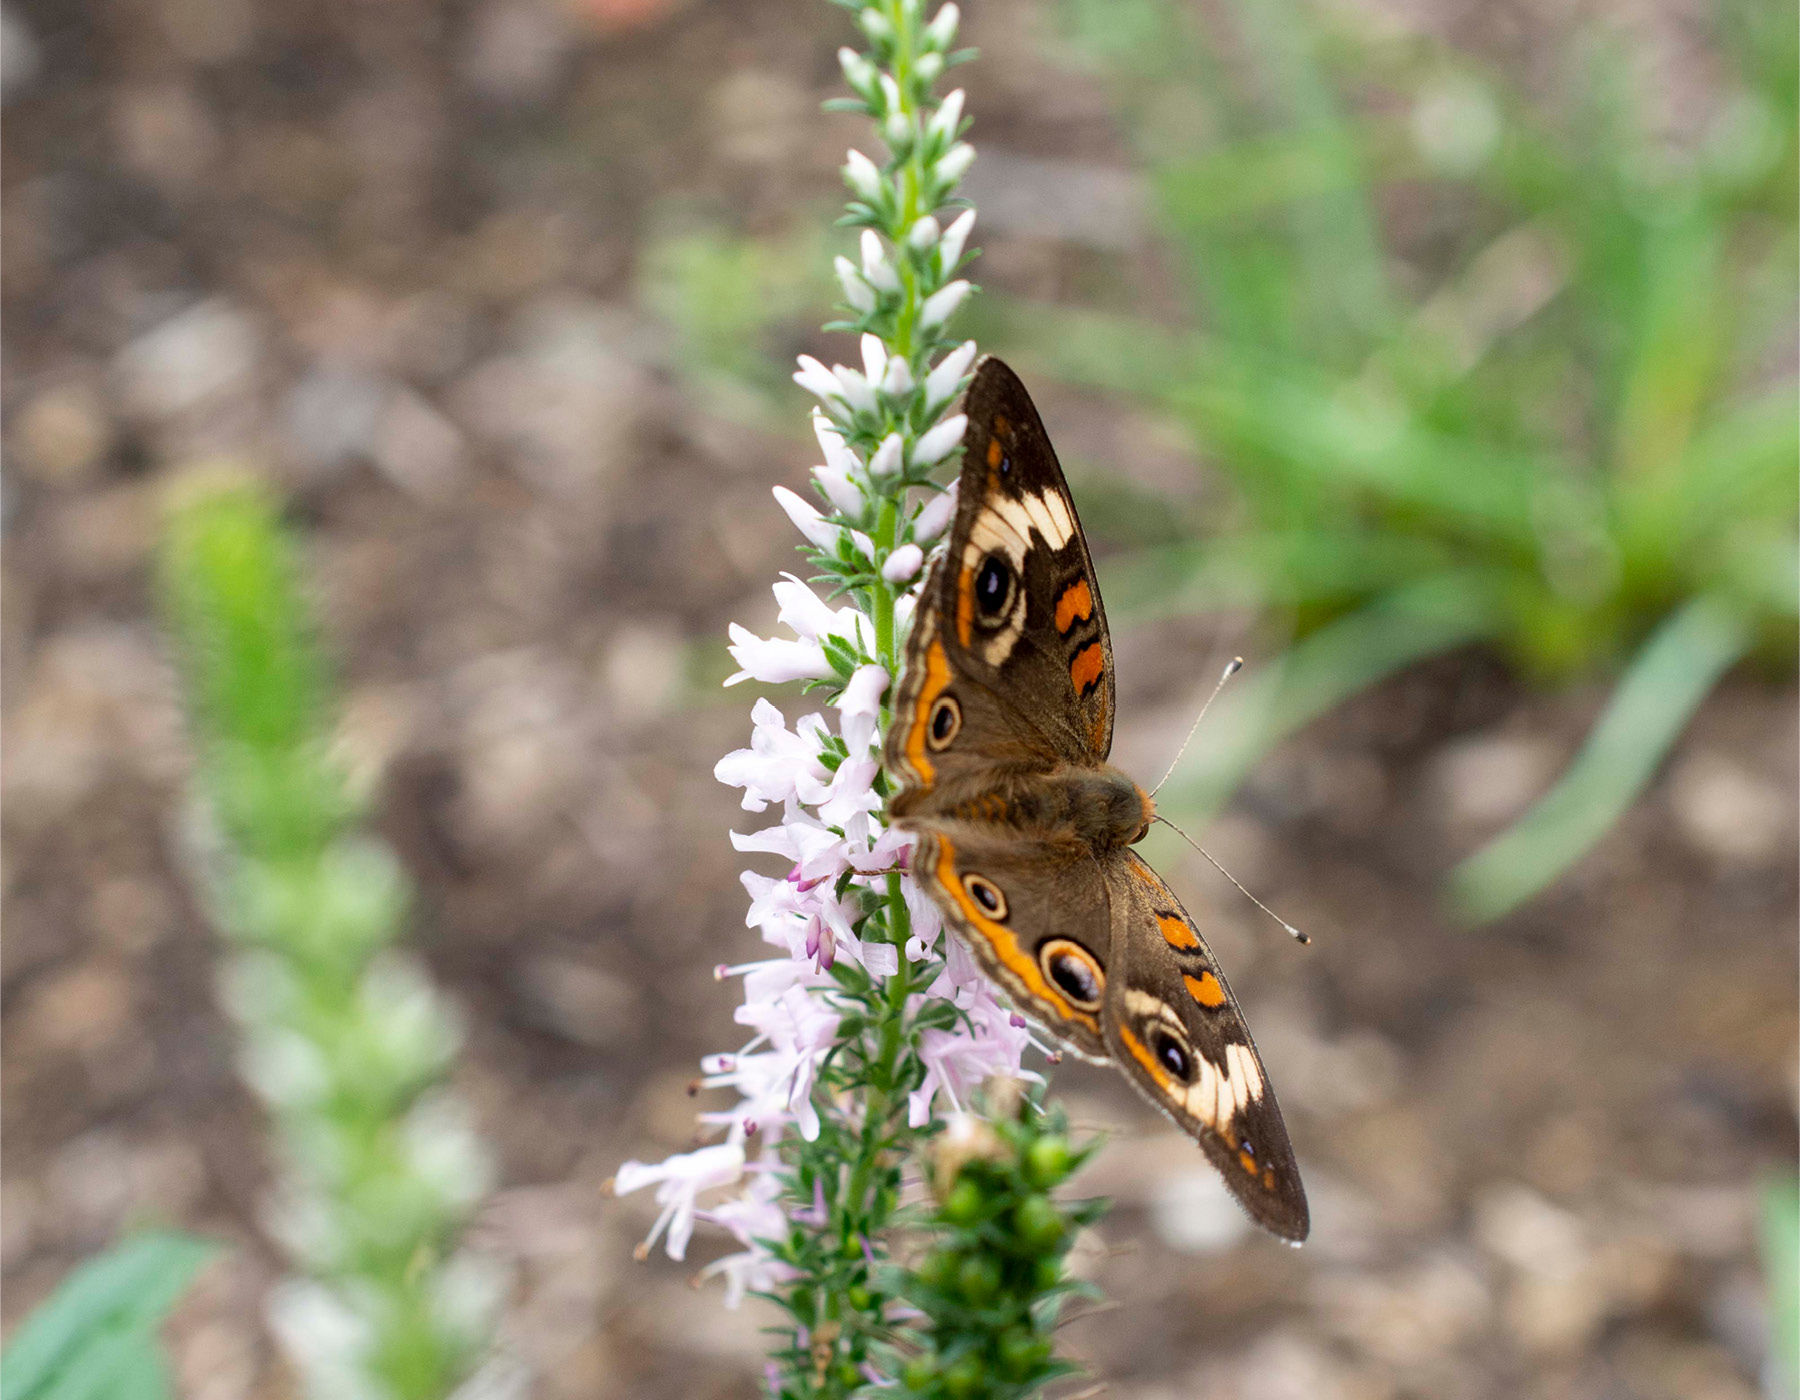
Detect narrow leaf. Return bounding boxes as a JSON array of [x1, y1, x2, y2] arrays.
[[1449, 595, 1752, 921]]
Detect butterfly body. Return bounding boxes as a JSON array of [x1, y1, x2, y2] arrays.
[[886, 357, 1309, 1241]]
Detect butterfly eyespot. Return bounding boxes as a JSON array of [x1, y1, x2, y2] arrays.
[[974, 555, 1013, 619], [1151, 1029, 1192, 1082], [1240, 1138, 1256, 1158], [999, 453, 1012, 477], [1038, 938, 1104, 1011], [926, 695, 962, 750], [962, 873, 1008, 920]]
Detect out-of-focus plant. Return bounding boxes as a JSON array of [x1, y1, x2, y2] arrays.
[[160, 475, 514, 1400], [0, 1231, 215, 1400], [982, 0, 1798, 918]]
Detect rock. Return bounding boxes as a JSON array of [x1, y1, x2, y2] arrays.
[[372, 388, 467, 503], [1149, 1165, 1254, 1254], [460, 0, 576, 105], [111, 83, 221, 193], [49, 482, 156, 582], [600, 623, 685, 727], [449, 297, 648, 500], [114, 299, 261, 421], [15, 959, 134, 1057], [1429, 730, 1562, 834], [282, 364, 387, 476], [11, 378, 115, 486], [1667, 748, 1791, 868], [1, 5, 39, 99], [1313, 1247, 1491, 1368]]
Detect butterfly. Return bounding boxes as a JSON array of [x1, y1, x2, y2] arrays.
[[884, 357, 1308, 1241]]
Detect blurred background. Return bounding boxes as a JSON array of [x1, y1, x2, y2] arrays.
[[2, 0, 1795, 1397]]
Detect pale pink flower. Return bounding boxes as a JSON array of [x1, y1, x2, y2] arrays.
[[614, 1139, 747, 1262]]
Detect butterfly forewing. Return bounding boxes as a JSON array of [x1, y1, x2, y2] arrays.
[[887, 358, 1115, 821]]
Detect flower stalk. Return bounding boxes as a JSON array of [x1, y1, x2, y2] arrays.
[[615, 4, 1101, 1397]]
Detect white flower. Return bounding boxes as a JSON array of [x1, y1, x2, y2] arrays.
[[915, 52, 944, 85], [938, 208, 976, 278], [908, 215, 942, 250], [772, 485, 841, 550], [911, 413, 966, 467], [880, 355, 914, 399], [913, 480, 959, 542], [868, 432, 904, 478], [794, 354, 846, 409], [837, 663, 890, 753], [860, 231, 899, 293], [725, 625, 831, 688], [924, 3, 960, 50], [924, 339, 977, 413], [834, 256, 876, 314], [830, 363, 879, 416], [814, 462, 864, 518], [614, 1139, 746, 1261], [906, 981, 1041, 1128], [929, 89, 966, 144], [882, 544, 923, 584], [844, 148, 883, 202], [837, 46, 878, 98], [698, 1169, 797, 1308], [860, 332, 887, 385], [716, 701, 831, 809], [919, 279, 971, 331]]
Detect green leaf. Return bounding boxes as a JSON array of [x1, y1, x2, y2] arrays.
[[1, 1232, 216, 1400], [1449, 595, 1753, 921]]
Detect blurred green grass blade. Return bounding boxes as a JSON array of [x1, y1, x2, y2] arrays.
[[1449, 595, 1753, 922], [1158, 573, 1503, 821], [1, 1232, 215, 1400], [1763, 1174, 1800, 1397]]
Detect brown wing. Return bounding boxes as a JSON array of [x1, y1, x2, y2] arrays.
[[905, 821, 1114, 1062], [887, 358, 1115, 818], [1103, 852, 1309, 1241]]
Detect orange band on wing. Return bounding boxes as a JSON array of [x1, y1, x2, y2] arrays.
[[902, 639, 953, 788], [1159, 914, 1199, 950], [986, 438, 1003, 469], [1118, 1022, 1176, 1093], [1070, 642, 1105, 697], [1054, 578, 1093, 634], [934, 837, 1099, 1036], [1184, 972, 1227, 1008], [955, 565, 974, 648]]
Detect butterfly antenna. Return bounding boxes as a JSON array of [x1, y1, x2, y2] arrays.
[[1150, 657, 1242, 797], [1154, 814, 1311, 946]]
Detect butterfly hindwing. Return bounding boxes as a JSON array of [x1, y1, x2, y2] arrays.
[[906, 823, 1113, 1062], [1104, 853, 1309, 1240]]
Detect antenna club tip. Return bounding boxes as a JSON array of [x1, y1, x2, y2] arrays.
[[1286, 926, 1311, 946], [1223, 657, 1244, 676]]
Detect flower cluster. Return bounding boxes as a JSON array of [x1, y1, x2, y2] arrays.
[[610, 3, 1077, 1395]]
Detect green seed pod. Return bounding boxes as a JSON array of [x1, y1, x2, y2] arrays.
[[1023, 1134, 1074, 1188], [957, 1252, 1000, 1304], [941, 1175, 984, 1224], [1010, 1193, 1064, 1253]]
